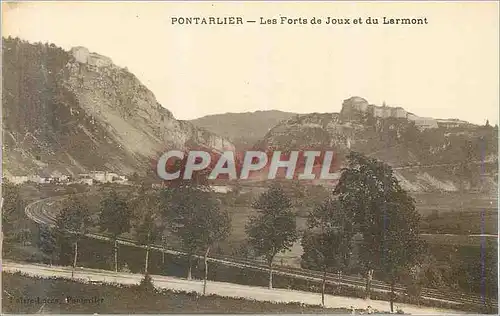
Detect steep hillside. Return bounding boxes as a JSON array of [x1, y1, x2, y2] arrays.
[[2, 38, 234, 178], [255, 97, 498, 193], [190, 110, 296, 149]]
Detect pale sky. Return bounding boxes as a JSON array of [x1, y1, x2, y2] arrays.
[[2, 1, 499, 125]]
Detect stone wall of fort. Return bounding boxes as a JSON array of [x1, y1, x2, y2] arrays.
[[70, 46, 113, 68], [341, 96, 438, 129]]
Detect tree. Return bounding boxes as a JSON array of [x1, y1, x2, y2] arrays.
[[290, 180, 306, 204], [1, 180, 23, 235], [301, 197, 354, 306], [402, 121, 421, 151], [304, 184, 330, 207], [161, 184, 204, 280], [246, 184, 298, 289], [137, 272, 156, 293], [14, 228, 32, 246], [160, 235, 168, 266], [231, 181, 242, 196], [333, 152, 424, 312], [98, 190, 132, 272], [402, 252, 445, 305], [198, 200, 231, 295], [55, 196, 92, 278], [38, 226, 58, 265], [163, 183, 230, 294], [224, 181, 242, 206], [133, 192, 163, 274]]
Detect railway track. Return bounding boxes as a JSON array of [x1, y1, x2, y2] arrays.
[[25, 195, 497, 309]]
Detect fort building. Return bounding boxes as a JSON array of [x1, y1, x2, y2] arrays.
[[341, 96, 439, 130], [70, 46, 113, 68]]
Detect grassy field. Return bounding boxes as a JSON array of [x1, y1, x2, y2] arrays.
[[413, 191, 497, 215], [18, 183, 90, 203], [218, 205, 307, 266], [6, 182, 497, 306], [2, 272, 350, 314], [420, 210, 497, 235], [222, 201, 498, 267], [43, 187, 497, 265], [421, 234, 498, 247]]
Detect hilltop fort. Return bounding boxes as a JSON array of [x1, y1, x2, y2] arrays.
[[340, 96, 438, 129], [70, 46, 113, 68]]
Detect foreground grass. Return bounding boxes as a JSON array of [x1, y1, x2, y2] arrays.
[[2, 272, 351, 314]]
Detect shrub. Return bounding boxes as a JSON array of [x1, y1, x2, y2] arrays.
[[121, 263, 131, 273], [137, 272, 156, 293]]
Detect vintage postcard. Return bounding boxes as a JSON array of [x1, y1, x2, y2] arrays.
[[1, 1, 498, 314]]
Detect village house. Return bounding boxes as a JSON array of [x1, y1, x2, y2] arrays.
[[77, 171, 127, 184], [77, 178, 94, 185]]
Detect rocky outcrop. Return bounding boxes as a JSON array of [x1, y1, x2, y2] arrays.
[[62, 54, 235, 156], [2, 39, 234, 177], [254, 112, 357, 153], [253, 97, 497, 192]]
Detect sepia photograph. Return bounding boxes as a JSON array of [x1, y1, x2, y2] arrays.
[[1, 1, 498, 314]]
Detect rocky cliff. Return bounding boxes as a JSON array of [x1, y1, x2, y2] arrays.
[[2, 38, 234, 178]]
